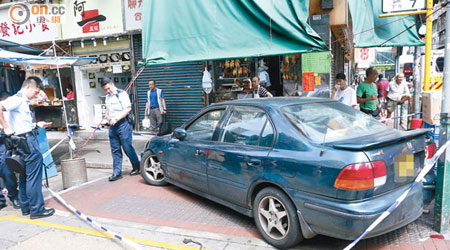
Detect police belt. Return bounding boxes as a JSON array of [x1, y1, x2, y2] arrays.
[[16, 128, 39, 138]]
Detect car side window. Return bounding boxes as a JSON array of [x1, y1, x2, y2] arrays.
[[259, 120, 274, 147], [185, 109, 224, 141], [220, 107, 267, 146]]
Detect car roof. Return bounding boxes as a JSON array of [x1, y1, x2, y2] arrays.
[[212, 97, 334, 108]]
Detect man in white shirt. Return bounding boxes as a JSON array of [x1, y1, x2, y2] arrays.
[[331, 73, 358, 108], [385, 73, 412, 119]]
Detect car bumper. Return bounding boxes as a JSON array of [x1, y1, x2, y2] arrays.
[[289, 182, 423, 240]]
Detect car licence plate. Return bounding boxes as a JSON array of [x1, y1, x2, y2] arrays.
[[394, 154, 415, 183]]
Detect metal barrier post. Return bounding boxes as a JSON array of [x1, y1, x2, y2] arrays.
[[434, 0, 450, 234]]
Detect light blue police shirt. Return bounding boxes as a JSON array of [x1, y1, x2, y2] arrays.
[[0, 90, 34, 135], [105, 89, 131, 121]]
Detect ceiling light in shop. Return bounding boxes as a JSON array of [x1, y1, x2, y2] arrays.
[[81, 40, 84, 48], [103, 38, 107, 46], [92, 38, 97, 47]]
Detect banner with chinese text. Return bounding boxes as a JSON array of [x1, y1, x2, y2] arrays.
[[123, 0, 142, 31], [0, 8, 59, 44]]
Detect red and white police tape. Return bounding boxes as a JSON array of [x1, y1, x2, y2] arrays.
[[343, 138, 450, 250]]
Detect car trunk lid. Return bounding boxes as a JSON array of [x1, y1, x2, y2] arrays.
[[332, 129, 428, 197]]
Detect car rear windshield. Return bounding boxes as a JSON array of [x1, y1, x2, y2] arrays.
[[282, 102, 389, 143]]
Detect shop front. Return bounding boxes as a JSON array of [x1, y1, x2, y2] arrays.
[[207, 51, 332, 103], [72, 38, 133, 129], [29, 66, 78, 128]]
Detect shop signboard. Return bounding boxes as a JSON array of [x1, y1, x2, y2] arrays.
[[123, 0, 142, 31], [61, 0, 124, 40], [382, 0, 426, 13], [355, 48, 375, 69], [0, 8, 59, 44]]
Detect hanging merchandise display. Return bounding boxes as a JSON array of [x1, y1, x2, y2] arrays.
[[211, 57, 256, 103], [281, 54, 301, 96]]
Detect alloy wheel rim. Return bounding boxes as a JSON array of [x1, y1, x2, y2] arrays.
[[258, 195, 290, 240], [144, 156, 164, 181]]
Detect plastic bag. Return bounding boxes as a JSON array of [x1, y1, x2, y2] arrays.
[[142, 118, 150, 129]]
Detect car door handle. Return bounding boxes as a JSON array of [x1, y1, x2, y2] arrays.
[[247, 159, 261, 167], [195, 149, 204, 156]]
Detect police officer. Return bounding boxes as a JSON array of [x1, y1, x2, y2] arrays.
[[101, 77, 140, 181], [0, 91, 20, 210], [0, 76, 54, 219]]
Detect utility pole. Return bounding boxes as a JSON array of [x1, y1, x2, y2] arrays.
[[434, 0, 450, 234], [413, 46, 422, 117], [423, 0, 434, 90]]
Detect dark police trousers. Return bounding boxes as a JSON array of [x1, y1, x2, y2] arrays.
[[109, 119, 140, 176], [17, 135, 45, 215], [0, 144, 19, 205]]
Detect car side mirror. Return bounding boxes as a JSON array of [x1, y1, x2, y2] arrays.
[[173, 128, 186, 140]]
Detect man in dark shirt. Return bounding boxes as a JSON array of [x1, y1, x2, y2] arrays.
[[251, 76, 273, 98]]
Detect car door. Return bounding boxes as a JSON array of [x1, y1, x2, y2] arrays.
[[165, 108, 226, 192], [206, 106, 275, 207]]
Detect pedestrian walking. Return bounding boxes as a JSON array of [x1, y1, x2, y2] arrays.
[[331, 73, 357, 108], [376, 74, 389, 117], [144, 80, 166, 135], [357, 67, 380, 118], [101, 77, 140, 181], [385, 73, 413, 119], [0, 76, 54, 219]]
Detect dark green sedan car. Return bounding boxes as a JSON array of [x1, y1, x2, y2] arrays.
[[140, 97, 433, 249]]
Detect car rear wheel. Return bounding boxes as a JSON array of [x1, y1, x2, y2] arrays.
[[140, 151, 167, 186], [253, 187, 302, 249]]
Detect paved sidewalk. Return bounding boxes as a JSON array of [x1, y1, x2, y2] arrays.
[[36, 130, 450, 249]]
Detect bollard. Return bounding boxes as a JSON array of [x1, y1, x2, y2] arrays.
[[61, 158, 88, 189]]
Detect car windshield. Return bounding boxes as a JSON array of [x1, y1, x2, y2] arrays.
[[282, 102, 389, 143]]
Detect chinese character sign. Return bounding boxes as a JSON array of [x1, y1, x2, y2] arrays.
[[0, 8, 58, 44], [123, 0, 142, 31], [61, 0, 123, 40]]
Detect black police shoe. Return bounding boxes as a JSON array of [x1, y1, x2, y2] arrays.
[[0, 204, 6, 210], [109, 175, 122, 181], [22, 211, 30, 216], [129, 169, 140, 176], [30, 208, 55, 219], [11, 199, 20, 209]]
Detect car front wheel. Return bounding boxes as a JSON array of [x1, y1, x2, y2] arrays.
[[140, 151, 167, 186], [253, 187, 302, 249]]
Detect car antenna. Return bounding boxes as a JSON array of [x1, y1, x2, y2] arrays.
[[320, 128, 327, 157]]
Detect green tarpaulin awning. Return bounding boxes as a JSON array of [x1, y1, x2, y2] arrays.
[[142, 0, 328, 64], [349, 0, 425, 48]]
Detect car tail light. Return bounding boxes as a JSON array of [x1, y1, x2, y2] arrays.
[[425, 144, 437, 159], [334, 160, 387, 190]]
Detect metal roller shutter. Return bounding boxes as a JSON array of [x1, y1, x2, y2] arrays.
[[132, 35, 204, 130]]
